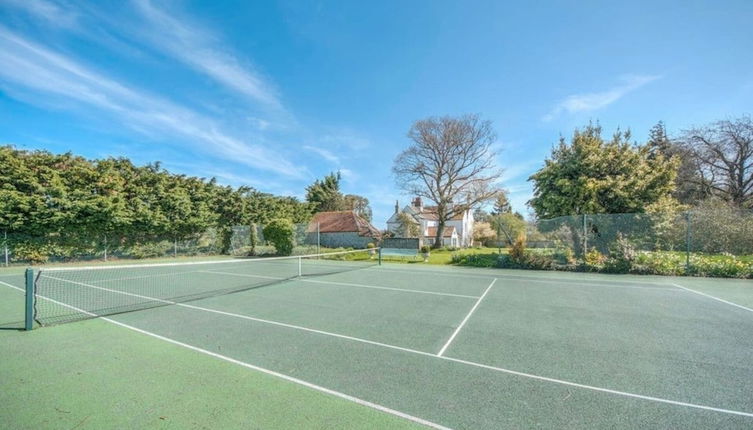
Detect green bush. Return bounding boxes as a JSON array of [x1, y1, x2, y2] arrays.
[[508, 235, 526, 263], [262, 219, 295, 256], [451, 252, 499, 267], [604, 234, 637, 273], [420, 245, 431, 254]]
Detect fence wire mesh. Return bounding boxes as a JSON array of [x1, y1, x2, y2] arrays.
[[2, 223, 324, 266], [533, 209, 753, 257]]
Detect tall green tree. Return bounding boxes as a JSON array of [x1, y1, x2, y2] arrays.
[[491, 190, 512, 215], [528, 123, 680, 218], [305, 172, 344, 212]]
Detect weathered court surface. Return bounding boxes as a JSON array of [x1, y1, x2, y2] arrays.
[[1, 260, 752, 429]]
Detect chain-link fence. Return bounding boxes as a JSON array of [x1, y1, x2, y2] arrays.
[[533, 208, 753, 258], [1, 223, 328, 266]]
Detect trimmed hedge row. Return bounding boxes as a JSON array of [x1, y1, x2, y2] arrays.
[[451, 249, 753, 279]]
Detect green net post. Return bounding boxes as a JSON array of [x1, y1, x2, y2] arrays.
[[378, 247, 382, 265], [25, 268, 34, 331]]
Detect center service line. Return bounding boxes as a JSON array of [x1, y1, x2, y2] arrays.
[[437, 278, 497, 357]]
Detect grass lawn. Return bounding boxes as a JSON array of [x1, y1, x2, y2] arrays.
[[380, 247, 505, 265]]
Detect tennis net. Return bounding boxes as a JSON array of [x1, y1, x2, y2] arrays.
[[32, 248, 379, 326]]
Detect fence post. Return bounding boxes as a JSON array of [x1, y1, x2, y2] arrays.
[[316, 222, 320, 254], [103, 234, 108, 262], [685, 211, 691, 269], [173, 238, 178, 258], [378, 247, 382, 266], [25, 268, 34, 330], [582, 214, 588, 254]]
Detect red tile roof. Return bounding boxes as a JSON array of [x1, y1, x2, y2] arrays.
[[307, 211, 380, 237], [425, 226, 456, 238]]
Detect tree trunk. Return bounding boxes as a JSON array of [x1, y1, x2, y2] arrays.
[[433, 221, 445, 248]]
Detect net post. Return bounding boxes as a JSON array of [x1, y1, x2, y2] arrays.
[[298, 256, 302, 277], [378, 247, 382, 265], [24, 268, 34, 331]]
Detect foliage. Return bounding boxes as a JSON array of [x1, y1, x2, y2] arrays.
[[490, 213, 526, 245], [472, 222, 496, 243], [508, 234, 527, 262], [584, 249, 607, 266], [305, 172, 344, 212], [0, 145, 311, 262], [248, 223, 258, 256], [528, 123, 680, 218], [604, 233, 637, 273], [343, 194, 373, 221], [647, 121, 708, 205], [491, 189, 512, 214], [304, 172, 372, 219], [420, 245, 431, 254], [393, 114, 502, 247], [395, 212, 420, 238], [473, 208, 490, 223], [262, 219, 296, 256], [366, 242, 376, 249]]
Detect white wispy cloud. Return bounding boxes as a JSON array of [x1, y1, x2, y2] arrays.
[[543, 75, 662, 122], [130, 0, 282, 111], [303, 145, 340, 164], [1, 0, 79, 29], [0, 27, 302, 178]]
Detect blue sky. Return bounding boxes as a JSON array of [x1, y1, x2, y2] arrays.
[[1, 0, 752, 227]]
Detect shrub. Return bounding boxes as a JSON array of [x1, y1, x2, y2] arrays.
[[366, 242, 376, 249], [604, 233, 637, 273], [508, 234, 526, 263], [248, 222, 258, 256], [553, 247, 576, 265], [218, 226, 234, 255], [420, 245, 431, 254], [584, 249, 606, 266], [262, 219, 295, 256]]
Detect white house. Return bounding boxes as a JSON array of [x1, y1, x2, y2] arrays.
[[386, 197, 474, 247]]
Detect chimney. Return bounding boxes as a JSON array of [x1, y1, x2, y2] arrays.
[[394, 200, 399, 214], [411, 197, 423, 211]]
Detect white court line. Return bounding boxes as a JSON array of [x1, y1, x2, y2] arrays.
[[437, 279, 496, 357], [671, 283, 753, 314], [370, 265, 675, 289], [33, 275, 753, 419], [0, 281, 449, 430], [0, 279, 23, 292], [203, 270, 481, 299]]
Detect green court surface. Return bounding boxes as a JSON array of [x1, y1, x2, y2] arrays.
[[1, 260, 753, 429]]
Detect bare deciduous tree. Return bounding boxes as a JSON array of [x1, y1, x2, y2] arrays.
[[682, 116, 753, 208], [392, 114, 502, 247]]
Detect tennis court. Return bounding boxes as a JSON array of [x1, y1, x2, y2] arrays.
[[2, 251, 753, 429]]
